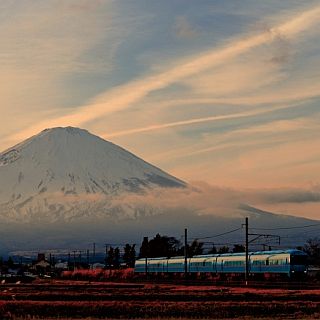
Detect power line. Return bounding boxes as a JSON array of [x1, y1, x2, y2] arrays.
[[201, 242, 244, 246], [191, 227, 242, 240], [249, 222, 320, 231]]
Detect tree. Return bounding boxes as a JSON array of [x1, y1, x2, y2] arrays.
[[114, 247, 120, 268], [139, 234, 180, 258], [179, 240, 204, 257], [7, 257, 14, 268], [139, 237, 149, 258], [189, 240, 204, 256], [218, 246, 229, 254], [208, 244, 217, 254], [106, 247, 115, 268], [123, 244, 136, 268], [232, 244, 245, 253], [304, 238, 320, 265]]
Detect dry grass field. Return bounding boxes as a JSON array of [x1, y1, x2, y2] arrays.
[[0, 280, 319, 319]]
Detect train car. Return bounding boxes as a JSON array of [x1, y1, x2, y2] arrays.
[[189, 255, 214, 273], [216, 253, 246, 274], [249, 250, 307, 277], [134, 249, 308, 278], [146, 257, 167, 273], [166, 256, 184, 273]]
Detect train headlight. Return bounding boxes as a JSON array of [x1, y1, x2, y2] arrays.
[[291, 270, 295, 273]]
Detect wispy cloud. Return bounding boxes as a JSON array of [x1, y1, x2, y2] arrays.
[[174, 16, 198, 39], [0, 0, 121, 145], [4, 4, 320, 146], [104, 104, 296, 138]]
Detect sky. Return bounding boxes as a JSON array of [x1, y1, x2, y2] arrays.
[[1, 0, 320, 219]]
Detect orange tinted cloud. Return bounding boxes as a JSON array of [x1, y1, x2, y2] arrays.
[[5, 4, 320, 146]]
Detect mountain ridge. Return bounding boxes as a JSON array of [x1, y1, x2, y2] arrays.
[[0, 127, 185, 222]]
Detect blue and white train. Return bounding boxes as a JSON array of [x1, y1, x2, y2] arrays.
[[134, 249, 308, 278]]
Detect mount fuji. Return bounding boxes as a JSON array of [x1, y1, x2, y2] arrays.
[[0, 127, 185, 223], [0, 127, 318, 253]]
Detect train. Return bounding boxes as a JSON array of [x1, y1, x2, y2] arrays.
[[134, 249, 308, 278]]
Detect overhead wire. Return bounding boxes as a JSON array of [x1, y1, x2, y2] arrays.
[[249, 222, 320, 231], [191, 227, 242, 240]]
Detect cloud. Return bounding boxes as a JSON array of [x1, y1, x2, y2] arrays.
[[268, 32, 291, 64], [104, 104, 294, 138], [154, 116, 320, 160], [174, 16, 198, 39], [97, 182, 320, 221], [169, 128, 320, 190], [4, 4, 320, 147], [0, 0, 121, 147], [263, 190, 320, 204]]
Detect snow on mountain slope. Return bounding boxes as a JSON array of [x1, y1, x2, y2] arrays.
[[0, 127, 185, 222]]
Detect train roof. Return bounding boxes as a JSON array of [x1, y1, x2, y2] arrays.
[[135, 249, 307, 262], [249, 249, 306, 255], [193, 249, 306, 258]]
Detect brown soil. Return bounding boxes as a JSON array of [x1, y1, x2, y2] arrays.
[[0, 280, 319, 319]]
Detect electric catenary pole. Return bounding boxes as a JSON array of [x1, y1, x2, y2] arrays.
[[184, 228, 188, 279], [245, 217, 249, 285]]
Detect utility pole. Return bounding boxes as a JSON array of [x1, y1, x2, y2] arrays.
[[245, 217, 249, 285], [73, 250, 76, 271], [144, 237, 148, 276], [105, 245, 108, 268], [184, 228, 188, 280], [86, 249, 90, 267], [243, 217, 280, 285], [93, 242, 96, 262]]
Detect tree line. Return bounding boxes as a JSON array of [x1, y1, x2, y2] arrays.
[[105, 234, 245, 268], [104, 234, 320, 268], [138, 233, 245, 259]]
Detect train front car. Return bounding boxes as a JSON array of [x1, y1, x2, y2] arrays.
[[252, 250, 292, 278], [289, 249, 308, 278], [249, 249, 308, 279]]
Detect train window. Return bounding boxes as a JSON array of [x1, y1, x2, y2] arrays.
[[266, 259, 269, 266], [224, 261, 244, 267], [269, 259, 280, 265]]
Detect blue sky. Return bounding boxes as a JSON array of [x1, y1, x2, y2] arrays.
[[1, 0, 320, 219]]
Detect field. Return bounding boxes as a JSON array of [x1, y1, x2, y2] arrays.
[[0, 280, 319, 319]]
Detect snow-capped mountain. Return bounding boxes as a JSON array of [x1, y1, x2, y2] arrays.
[[0, 127, 319, 252], [0, 127, 185, 222]]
